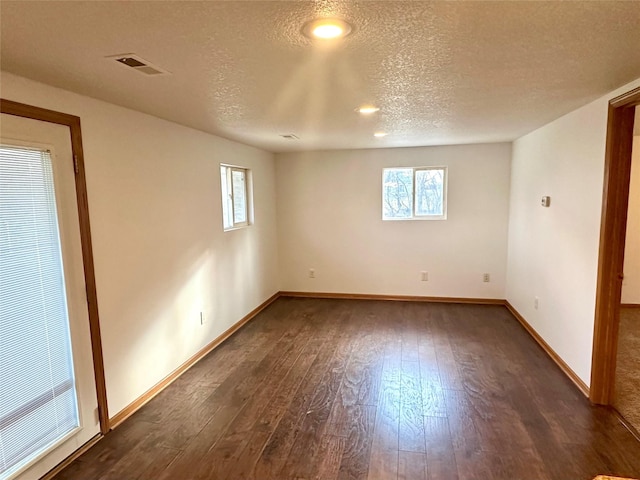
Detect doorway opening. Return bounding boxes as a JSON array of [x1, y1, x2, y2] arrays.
[[612, 107, 640, 434], [591, 88, 640, 409], [0, 99, 108, 479]]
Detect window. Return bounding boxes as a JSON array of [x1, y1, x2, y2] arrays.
[[0, 145, 79, 479], [220, 165, 251, 230], [382, 166, 447, 220]]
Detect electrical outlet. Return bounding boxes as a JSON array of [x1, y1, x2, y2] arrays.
[[421, 271, 428, 281], [309, 268, 315, 279], [534, 297, 539, 310], [483, 273, 490, 283]]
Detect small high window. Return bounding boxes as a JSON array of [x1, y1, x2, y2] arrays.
[[220, 165, 251, 230], [382, 166, 447, 220]]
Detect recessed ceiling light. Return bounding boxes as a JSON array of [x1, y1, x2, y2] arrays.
[[302, 18, 352, 40], [357, 106, 380, 114], [374, 132, 388, 137]]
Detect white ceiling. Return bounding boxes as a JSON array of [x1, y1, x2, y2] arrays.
[[2, 1, 640, 153]]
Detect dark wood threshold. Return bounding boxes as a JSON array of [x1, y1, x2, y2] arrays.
[[109, 292, 280, 429], [612, 407, 640, 443], [505, 301, 590, 397], [621, 303, 640, 309]]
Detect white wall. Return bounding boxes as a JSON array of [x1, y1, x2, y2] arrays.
[[622, 136, 640, 304], [276, 144, 512, 299], [506, 78, 640, 386], [0, 72, 279, 416]]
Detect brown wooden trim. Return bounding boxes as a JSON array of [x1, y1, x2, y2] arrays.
[[2, 99, 79, 127], [620, 303, 640, 309], [40, 434, 103, 480], [612, 407, 640, 444], [590, 88, 640, 405], [279, 291, 505, 305], [505, 301, 590, 397], [610, 86, 640, 108], [0, 99, 110, 434], [109, 292, 280, 429]]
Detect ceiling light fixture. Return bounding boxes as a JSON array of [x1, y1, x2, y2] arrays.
[[302, 18, 352, 40], [374, 132, 388, 137], [357, 106, 380, 114]]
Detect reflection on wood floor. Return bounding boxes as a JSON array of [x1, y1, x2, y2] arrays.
[[615, 307, 640, 435], [54, 298, 640, 480]]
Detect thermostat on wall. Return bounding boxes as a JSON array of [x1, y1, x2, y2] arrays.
[[541, 196, 551, 207]]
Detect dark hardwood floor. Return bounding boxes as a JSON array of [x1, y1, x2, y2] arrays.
[[54, 298, 640, 480]]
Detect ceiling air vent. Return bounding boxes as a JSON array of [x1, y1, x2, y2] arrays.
[[280, 134, 300, 140], [107, 54, 170, 76]]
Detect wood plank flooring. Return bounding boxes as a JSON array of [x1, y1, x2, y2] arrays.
[[54, 298, 640, 480]]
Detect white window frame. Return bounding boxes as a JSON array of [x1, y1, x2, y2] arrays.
[[220, 164, 251, 230], [0, 141, 82, 480], [382, 166, 448, 221]]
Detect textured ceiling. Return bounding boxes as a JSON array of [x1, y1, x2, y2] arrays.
[[1, 1, 640, 153]]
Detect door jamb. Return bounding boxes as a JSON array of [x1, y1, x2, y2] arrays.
[[590, 87, 640, 405], [0, 98, 110, 433]]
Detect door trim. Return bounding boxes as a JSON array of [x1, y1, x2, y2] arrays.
[[1, 98, 110, 433], [590, 87, 640, 405]]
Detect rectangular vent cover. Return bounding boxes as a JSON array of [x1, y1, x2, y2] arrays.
[[107, 54, 170, 76]]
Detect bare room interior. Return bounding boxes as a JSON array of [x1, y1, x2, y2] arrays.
[[615, 107, 640, 436], [1, 2, 640, 480]]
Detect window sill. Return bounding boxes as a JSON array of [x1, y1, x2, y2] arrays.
[[223, 224, 251, 232], [382, 216, 447, 221]]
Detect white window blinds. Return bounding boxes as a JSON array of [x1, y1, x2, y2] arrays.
[[0, 145, 79, 479]]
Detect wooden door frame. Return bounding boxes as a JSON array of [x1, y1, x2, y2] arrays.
[[1, 98, 110, 434], [590, 87, 640, 405]]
